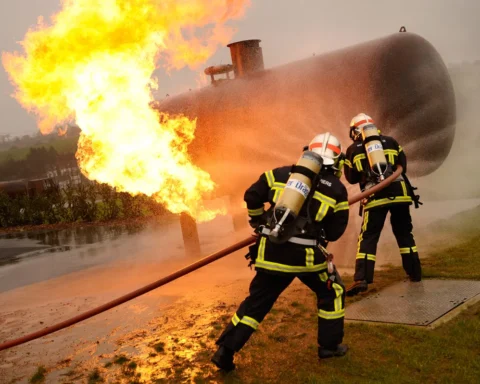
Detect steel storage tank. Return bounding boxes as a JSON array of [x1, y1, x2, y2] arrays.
[[156, 32, 456, 265]]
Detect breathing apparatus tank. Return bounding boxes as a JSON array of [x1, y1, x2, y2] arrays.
[[362, 124, 391, 181], [350, 113, 392, 182], [268, 150, 323, 244]]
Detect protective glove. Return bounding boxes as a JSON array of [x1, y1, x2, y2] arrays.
[[248, 212, 269, 229]]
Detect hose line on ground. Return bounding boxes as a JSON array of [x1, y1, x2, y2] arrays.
[[0, 166, 402, 352]]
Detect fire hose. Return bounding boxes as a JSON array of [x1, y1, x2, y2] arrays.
[[0, 166, 402, 352]]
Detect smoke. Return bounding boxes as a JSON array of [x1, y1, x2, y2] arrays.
[[415, 62, 480, 200]]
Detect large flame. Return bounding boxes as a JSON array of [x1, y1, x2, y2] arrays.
[[2, 0, 250, 221]]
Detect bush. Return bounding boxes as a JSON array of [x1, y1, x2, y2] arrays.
[[0, 182, 170, 228]]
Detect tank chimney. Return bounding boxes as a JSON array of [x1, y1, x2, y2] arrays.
[[227, 39, 264, 78]]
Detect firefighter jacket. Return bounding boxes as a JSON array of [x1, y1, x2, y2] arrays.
[[344, 135, 413, 211], [244, 166, 349, 275]]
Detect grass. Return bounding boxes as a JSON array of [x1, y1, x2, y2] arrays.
[[185, 232, 480, 384], [422, 235, 480, 280], [29, 366, 46, 383], [83, 210, 480, 383]]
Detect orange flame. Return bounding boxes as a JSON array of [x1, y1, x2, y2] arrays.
[[2, 0, 250, 221]]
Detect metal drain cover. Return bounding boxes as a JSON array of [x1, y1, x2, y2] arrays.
[[345, 279, 480, 326]]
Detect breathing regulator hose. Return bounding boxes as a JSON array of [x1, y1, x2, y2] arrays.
[[0, 166, 402, 352]]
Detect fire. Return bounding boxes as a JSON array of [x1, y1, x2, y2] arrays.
[[2, 0, 250, 221]]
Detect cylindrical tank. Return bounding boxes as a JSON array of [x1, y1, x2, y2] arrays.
[[156, 32, 455, 200], [362, 123, 390, 180], [269, 150, 323, 243], [157, 33, 456, 265], [156, 32, 456, 266]]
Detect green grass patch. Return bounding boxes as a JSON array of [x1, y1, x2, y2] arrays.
[[193, 231, 480, 383], [85, 222, 480, 384], [29, 366, 46, 384], [422, 235, 480, 280]]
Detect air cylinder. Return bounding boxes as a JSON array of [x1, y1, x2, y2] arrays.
[[362, 124, 390, 180], [269, 151, 323, 243]]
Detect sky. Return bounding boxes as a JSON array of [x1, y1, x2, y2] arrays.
[[0, 0, 479, 137]]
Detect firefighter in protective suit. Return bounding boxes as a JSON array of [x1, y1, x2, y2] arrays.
[[344, 113, 422, 297], [211, 133, 350, 372]]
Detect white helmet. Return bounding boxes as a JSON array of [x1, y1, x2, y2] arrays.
[[308, 132, 342, 166], [349, 113, 375, 140]]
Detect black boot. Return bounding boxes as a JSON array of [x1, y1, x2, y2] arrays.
[[346, 280, 368, 297], [211, 345, 235, 371], [318, 344, 349, 359]]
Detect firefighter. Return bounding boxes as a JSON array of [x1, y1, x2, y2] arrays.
[[211, 133, 350, 371], [344, 113, 422, 297]]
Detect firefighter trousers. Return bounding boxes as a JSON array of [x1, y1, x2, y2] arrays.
[[216, 269, 345, 352], [354, 203, 422, 283]]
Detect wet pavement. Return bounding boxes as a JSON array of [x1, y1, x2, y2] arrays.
[[1, 197, 479, 294], [0, 212, 239, 293]]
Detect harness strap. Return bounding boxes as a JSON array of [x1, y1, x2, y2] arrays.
[[261, 227, 317, 246]]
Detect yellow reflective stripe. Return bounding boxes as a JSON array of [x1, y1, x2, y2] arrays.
[[384, 149, 398, 156], [400, 246, 418, 254], [355, 159, 363, 172], [318, 308, 345, 320], [344, 159, 353, 168], [319, 272, 328, 282], [273, 189, 281, 203], [232, 313, 240, 326], [271, 182, 285, 203], [265, 170, 275, 188], [240, 316, 259, 330], [248, 207, 264, 216], [305, 248, 315, 267], [356, 253, 376, 261], [313, 192, 336, 207], [255, 259, 327, 273], [364, 196, 412, 209], [258, 237, 266, 262], [401, 181, 408, 196], [332, 282, 344, 312], [398, 146, 403, 153], [353, 153, 366, 163], [356, 211, 369, 255], [382, 150, 397, 165], [334, 201, 349, 212], [315, 202, 329, 221]]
